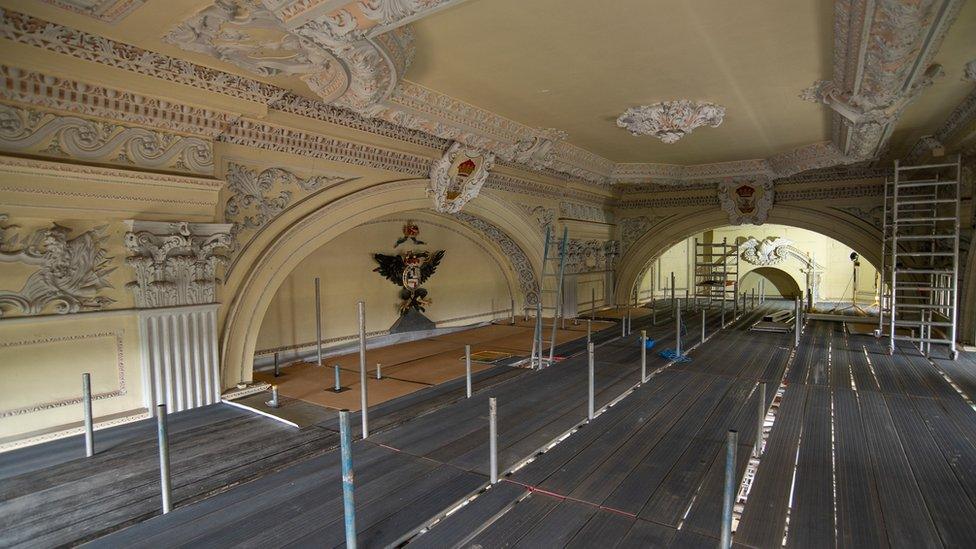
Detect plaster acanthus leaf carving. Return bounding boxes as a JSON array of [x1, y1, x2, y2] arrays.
[[511, 128, 567, 171], [40, 0, 145, 23], [224, 162, 348, 232], [123, 220, 234, 308], [717, 178, 774, 225], [0, 215, 116, 317], [616, 101, 725, 144], [428, 142, 495, 213], [0, 104, 213, 175], [619, 215, 669, 253], [739, 237, 793, 266], [265, 0, 468, 41]]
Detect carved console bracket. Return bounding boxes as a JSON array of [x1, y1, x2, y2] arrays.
[[124, 220, 234, 308]]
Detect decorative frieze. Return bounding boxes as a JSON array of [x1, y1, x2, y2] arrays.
[[40, 0, 145, 23], [0, 104, 213, 175], [0, 215, 116, 317], [123, 221, 234, 308], [565, 239, 619, 274], [560, 202, 612, 224], [516, 203, 555, 230], [428, 142, 495, 213]]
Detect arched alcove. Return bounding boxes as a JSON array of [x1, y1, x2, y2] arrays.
[[741, 267, 802, 299], [219, 178, 545, 388]]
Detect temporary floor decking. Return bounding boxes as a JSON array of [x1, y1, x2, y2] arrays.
[[3, 302, 975, 547]]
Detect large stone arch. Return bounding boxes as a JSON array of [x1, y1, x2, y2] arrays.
[[219, 178, 544, 388], [741, 267, 803, 298], [616, 204, 882, 303]]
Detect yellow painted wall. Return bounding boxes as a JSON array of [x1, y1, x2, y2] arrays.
[[637, 224, 879, 303], [257, 212, 515, 354]]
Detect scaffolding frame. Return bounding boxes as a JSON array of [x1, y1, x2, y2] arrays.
[[886, 156, 961, 360], [694, 237, 739, 309], [530, 225, 568, 369]]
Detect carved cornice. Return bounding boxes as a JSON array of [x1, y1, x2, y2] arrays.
[[124, 220, 234, 308], [0, 103, 214, 175], [266, 0, 470, 39], [40, 0, 145, 23]]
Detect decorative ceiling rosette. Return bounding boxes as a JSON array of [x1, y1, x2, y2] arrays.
[[616, 100, 726, 144]]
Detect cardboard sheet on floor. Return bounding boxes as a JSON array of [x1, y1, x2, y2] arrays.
[[225, 392, 337, 428]]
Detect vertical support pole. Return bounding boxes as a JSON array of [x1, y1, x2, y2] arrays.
[[268, 385, 279, 408], [536, 302, 544, 368], [587, 342, 595, 420], [156, 404, 172, 514], [511, 298, 516, 325], [621, 316, 626, 337], [376, 363, 382, 380], [640, 330, 647, 382], [702, 308, 707, 344], [489, 398, 498, 484], [339, 410, 357, 549], [754, 382, 765, 458], [794, 297, 801, 347], [491, 298, 495, 322], [315, 277, 323, 368], [670, 271, 676, 315], [82, 373, 94, 458], [676, 301, 682, 357], [591, 287, 596, 319], [273, 352, 280, 377], [465, 344, 473, 398], [720, 299, 726, 328], [652, 304, 657, 325], [720, 430, 738, 549], [732, 282, 738, 319], [751, 288, 755, 309], [357, 301, 368, 439], [587, 319, 592, 343], [334, 365, 341, 392]]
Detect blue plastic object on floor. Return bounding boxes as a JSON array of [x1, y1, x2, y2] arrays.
[[645, 339, 657, 350], [658, 349, 692, 363]]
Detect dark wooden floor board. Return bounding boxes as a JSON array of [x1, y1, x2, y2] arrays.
[[463, 492, 561, 548], [733, 385, 808, 548], [556, 376, 728, 503], [563, 508, 636, 549], [785, 385, 835, 548], [832, 389, 889, 549], [84, 440, 392, 548], [805, 323, 832, 386], [863, 341, 905, 394], [601, 378, 739, 515], [848, 340, 881, 392], [857, 390, 942, 548], [908, 396, 976, 504], [616, 518, 677, 548], [511, 498, 597, 548], [930, 355, 976, 401], [831, 324, 853, 389], [0, 404, 251, 481], [885, 393, 976, 547], [638, 436, 723, 527], [407, 481, 528, 549], [677, 441, 751, 538], [893, 342, 961, 399]]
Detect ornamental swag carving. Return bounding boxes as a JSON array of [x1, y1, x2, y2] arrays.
[[0, 214, 116, 316], [124, 220, 234, 308]]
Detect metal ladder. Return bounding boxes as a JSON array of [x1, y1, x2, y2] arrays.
[[887, 156, 961, 359], [530, 226, 568, 368]]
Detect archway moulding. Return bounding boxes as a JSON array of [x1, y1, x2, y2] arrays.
[[219, 178, 544, 388], [615, 205, 883, 303]]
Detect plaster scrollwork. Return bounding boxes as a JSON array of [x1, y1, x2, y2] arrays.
[[516, 204, 555, 230], [428, 142, 495, 213], [564, 239, 619, 275], [40, 0, 145, 23], [965, 60, 976, 82], [616, 101, 725, 144], [224, 163, 347, 232], [739, 237, 793, 266], [619, 215, 669, 253], [0, 104, 213, 174], [123, 220, 234, 308], [0, 214, 116, 317], [717, 178, 774, 225], [511, 128, 567, 171], [453, 212, 540, 305]]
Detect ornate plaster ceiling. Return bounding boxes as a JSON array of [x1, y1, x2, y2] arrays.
[[1, 0, 974, 186]]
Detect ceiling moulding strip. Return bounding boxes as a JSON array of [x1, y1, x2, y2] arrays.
[[265, 0, 473, 39]]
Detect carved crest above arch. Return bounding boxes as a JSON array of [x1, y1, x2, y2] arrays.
[[717, 178, 774, 225], [428, 142, 495, 214]]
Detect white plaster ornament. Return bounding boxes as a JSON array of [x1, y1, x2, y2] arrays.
[[617, 101, 725, 143], [717, 179, 774, 225], [428, 142, 494, 213]]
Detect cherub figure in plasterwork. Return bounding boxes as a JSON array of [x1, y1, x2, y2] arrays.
[[740, 237, 792, 266]]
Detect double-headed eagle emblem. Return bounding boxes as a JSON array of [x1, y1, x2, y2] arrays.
[[373, 223, 444, 315]]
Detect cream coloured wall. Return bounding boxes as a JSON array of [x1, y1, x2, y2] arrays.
[[636, 224, 880, 303], [256, 212, 515, 355]]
